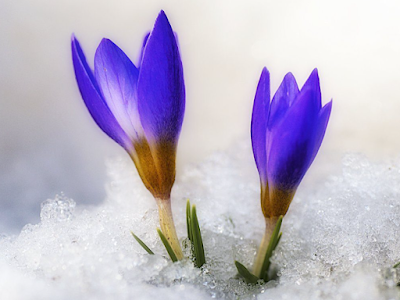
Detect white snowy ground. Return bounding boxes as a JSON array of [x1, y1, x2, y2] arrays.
[[1, 141, 400, 300]]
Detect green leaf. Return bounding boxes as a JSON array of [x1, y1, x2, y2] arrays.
[[393, 261, 400, 268], [260, 215, 283, 281], [235, 261, 259, 284], [131, 231, 154, 255], [186, 199, 192, 242], [273, 232, 282, 251], [185, 200, 207, 268], [191, 205, 206, 268], [157, 228, 178, 262]]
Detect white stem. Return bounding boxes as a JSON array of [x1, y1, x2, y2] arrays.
[[156, 198, 183, 260], [253, 217, 278, 277]]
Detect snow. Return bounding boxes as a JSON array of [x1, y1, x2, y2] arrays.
[[1, 142, 400, 299]]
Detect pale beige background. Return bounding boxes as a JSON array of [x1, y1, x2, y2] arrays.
[[1, 0, 400, 232]]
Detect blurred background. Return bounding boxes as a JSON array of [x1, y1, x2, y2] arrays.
[[1, 0, 400, 233]]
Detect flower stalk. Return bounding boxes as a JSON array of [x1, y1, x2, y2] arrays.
[[156, 198, 183, 260], [252, 216, 279, 277]]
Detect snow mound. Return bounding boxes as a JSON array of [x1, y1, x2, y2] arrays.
[[1, 142, 400, 299]]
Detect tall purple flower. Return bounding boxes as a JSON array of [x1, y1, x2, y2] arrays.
[[251, 68, 332, 276], [71, 10, 185, 259]]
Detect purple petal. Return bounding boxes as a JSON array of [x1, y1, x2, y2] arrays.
[[300, 68, 321, 109], [137, 10, 185, 143], [71, 35, 132, 150], [94, 38, 141, 140], [311, 100, 332, 160], [266, 88, 320, 191], [268, 72, 299, 130], [138, 32, 150, 67], [251, 67, 270, 185]]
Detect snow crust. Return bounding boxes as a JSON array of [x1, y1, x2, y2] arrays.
[[1, 142, 400, 299]]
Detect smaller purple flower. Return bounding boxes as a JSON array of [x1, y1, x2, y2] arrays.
[[251, 68, 332, 218], [71, 10, 184, 201]]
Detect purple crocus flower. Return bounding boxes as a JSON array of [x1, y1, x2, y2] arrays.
[[251, 67, 332, 218], [71, 10, 184, 259], [251, 67, 332, 277]]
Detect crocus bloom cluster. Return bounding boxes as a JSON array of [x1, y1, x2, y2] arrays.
[[251, 68, 332, 276], [71, 11, 185, 259]]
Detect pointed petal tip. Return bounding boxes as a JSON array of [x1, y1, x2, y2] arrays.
[[95, 39, 113, 57], [95, 39, 127, 65], [259, 67, 270, 83], [261, 66, 269, 75], [147, 9, 174, 49], [327, 98, 333, 106], [284, 72, 295, 81], [282, 72, 299, 90], [71, 35, 83, 61], [257, 68, 270, 95], [300, 68, 322, 107], [98, 38, 113, 48], [309, 68, 319, 79], [156, 9, 170, 26], [307, 68, 320, 86], [322, 99, 333, 113], [71, 35, 88, 66], [95, 39, 107, 60], [318, 100, 332, 126], [71, 34, 80, 49], [138, 32, 151, 66]]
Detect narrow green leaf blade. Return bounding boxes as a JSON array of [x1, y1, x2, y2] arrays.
[[186, 199, 192, 242], [131, 231, 154, 255], [191, 205, 206, 268], [235, 261, 259, 284], [394, 261, 400, 268], [157, 228, 178, 262], [273, 232, 282, 251]]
